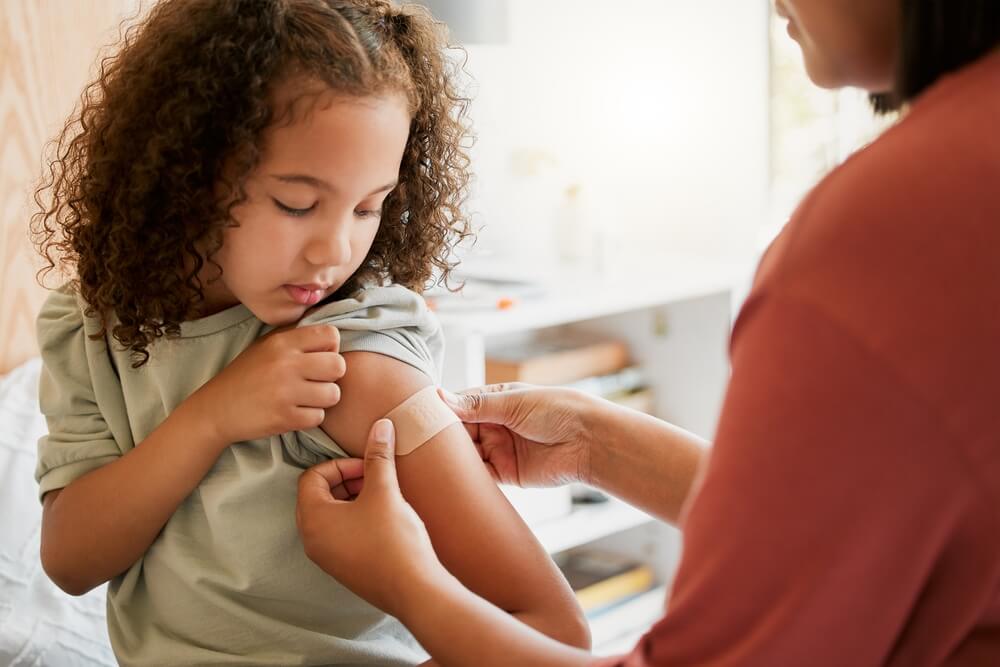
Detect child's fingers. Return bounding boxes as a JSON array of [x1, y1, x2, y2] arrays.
[[288, 405, 328, 430], [295, 324, 341, 352], [296, 380, 342, 410], [345, 477, 365, 496], [330, 483, 352, 501], [299, 351, 346, 382], [297, 457, 365, 506], [297, 467, 337, 507], [310, 457, 365, 487]]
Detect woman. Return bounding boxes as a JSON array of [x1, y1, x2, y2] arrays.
[[296, 0, 1000, 664]]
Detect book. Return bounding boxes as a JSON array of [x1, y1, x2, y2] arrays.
[[589, 585, 667, 651], [558, 550, 656, 615], [485, 334, 629, 385], [563, 365, 646, 397], [607, 387, 655, 414]]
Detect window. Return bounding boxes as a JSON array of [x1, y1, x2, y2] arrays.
[[766, 8, 896, 245]]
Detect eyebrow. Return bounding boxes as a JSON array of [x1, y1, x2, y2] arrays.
[[270, 173, 398, 197]]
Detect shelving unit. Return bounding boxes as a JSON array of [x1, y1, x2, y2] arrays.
[[435, 258, 735, 653], [532, 497, 652, 556], [590, 585, 669, 655]]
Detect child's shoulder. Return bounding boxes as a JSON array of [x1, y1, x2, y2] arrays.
[[36, 285, 95, 352], [294, 283, 444, 382], [296, 284, 438, 334]]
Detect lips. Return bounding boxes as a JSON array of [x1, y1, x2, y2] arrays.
[[285, 284, 327, 306]]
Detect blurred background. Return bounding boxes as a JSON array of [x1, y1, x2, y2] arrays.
[[0, 0, 895, 660]]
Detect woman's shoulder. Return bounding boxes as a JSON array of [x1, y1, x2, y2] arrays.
[[761, 52, 1000, 294], [743, 54, 1000, 380]]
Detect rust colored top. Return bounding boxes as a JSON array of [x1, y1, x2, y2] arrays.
[[598, 50, 1000, 666]]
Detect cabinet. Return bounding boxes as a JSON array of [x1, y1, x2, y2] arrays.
[[434, 259, 734, 654]]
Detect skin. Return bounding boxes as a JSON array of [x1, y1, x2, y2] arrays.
[[317, 355, 591, 663], [294, 2, 906, 665], [775, 0, 900, 92], [41, 77, 588, 663], [198, 85, 408, 321], [40, 81, 412, 595]]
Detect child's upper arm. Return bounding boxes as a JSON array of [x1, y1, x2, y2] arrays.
[[319, 351, 581, 619]]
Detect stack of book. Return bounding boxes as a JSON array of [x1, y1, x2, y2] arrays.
[[487, 333, 654, 507], [557, 549, 658, 619], [485, 332, 654, 414]]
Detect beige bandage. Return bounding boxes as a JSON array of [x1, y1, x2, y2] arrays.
[[385, 386, 461, 456]]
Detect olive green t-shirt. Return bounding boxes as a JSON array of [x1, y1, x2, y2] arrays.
[[35, 284, 442, 666]]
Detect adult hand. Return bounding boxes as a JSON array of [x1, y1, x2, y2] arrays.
[[193, 324, 345, 445], [296, 419, 443, 617], [438, 384, 598, 488]]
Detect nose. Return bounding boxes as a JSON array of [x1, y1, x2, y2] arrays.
[[303, 214, 352, 267]]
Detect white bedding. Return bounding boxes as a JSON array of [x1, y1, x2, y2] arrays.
[[0, 359, 114, 666]]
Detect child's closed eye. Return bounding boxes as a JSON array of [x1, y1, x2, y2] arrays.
[[273, 197, 316, 217], [272, 197, 382, 220]]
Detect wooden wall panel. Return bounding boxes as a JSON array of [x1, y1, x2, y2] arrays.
[[0, 0, 136, 375]]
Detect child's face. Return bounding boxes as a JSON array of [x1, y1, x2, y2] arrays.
[[204, 89, 410, 324]]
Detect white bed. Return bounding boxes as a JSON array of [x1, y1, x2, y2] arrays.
[[0, 4, 150, 662], [0, 359, 115, 666]]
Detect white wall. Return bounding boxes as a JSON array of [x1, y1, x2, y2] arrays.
[[458, 0, 771, 272]]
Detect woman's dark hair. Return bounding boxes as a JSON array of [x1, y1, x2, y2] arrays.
[[873, 0, 1000, 112], [32, 0, 473, 365]]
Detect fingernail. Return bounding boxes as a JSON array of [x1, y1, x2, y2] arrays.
[[373, 419, 394, 444], [438, 388, 458, 405]]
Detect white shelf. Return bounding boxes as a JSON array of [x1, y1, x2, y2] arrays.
[[590, 585, 667, 654], [533, 498, 654, 555], [435, 259, 735, 337]]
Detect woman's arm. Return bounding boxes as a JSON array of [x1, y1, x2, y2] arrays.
[[442, 386, 709, 525], [588, 400, 709, 523], [320, 353, 591, 649], [401, 566, 592, 667], [298, 420, 596, 667]]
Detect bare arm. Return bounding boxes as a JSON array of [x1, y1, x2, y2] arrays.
[[445, 386, 709, 526], [321, 353, 591, 650], [41, 325, 344, 595], [401, 567, 594, 667], [41, 398, 227, 595], [587, 399, 709, 524]]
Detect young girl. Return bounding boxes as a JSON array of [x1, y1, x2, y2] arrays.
[[31, 1, 589, 665]]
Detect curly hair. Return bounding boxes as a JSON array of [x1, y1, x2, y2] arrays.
[[31, 0, 473, 366]]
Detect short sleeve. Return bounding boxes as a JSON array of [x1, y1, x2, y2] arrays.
[[276, 285, 445, 467], [300, 285, 444, 381], [35, 287, 125, 501]]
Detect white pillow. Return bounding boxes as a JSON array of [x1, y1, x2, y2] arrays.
[[0, 358, 115, 666]]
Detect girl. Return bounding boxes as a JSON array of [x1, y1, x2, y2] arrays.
[[31, 1, 589, 665], [295, 0, 1000, 665]]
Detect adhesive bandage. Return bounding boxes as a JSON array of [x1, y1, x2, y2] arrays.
[[385, 386, 461, 456]]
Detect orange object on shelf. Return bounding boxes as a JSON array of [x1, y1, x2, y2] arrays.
[[486, 336, 630, 386]]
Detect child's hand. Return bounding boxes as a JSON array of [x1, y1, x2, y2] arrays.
[[193, 324, 346, 445], [296, 419, 445, 618]]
